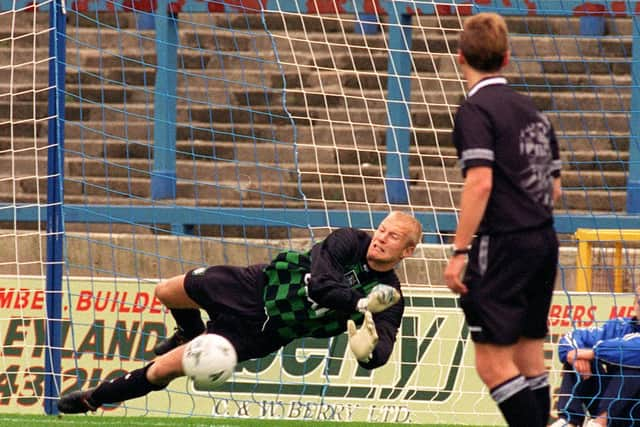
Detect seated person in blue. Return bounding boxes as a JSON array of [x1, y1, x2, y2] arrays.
[[551, 290, 640, 427]]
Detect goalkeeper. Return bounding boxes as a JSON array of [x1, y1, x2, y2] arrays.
[[57, 211, 422, 414]]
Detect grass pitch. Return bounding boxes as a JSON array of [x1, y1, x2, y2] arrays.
[[0, 414, 492, 427]]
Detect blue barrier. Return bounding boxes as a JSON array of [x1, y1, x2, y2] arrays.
[[2, 205, 639, 237], [384, 2, 412, 204]]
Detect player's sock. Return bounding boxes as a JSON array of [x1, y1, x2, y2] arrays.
[[490, 375, 542, 427], [170, 308, 205, 338], [154, 309, 205, 355], [88, 363, 166, 407], [527, 372, 550, 424]]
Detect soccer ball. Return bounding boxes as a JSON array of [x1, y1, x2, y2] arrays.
[[182, 334, 237, 390]]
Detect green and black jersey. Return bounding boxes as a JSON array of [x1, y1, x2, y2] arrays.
[[262, 228, 402, 357]]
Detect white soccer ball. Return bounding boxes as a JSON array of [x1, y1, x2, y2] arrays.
[[181, 334, 237, 390]]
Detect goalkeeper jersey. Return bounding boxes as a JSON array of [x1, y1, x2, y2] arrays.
[[262, 228, 401, 342]]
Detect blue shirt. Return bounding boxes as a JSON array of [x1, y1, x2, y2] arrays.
[[558, 317, 640, 368]]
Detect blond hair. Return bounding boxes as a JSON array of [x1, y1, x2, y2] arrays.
[[459, 12, 509, 72], [387, 211, 423, 248]]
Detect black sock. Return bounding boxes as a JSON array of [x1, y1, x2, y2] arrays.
[[88, 363, 166, 407], [170, 308, 204, 338], [527, 373, 550, 425], [490, 375, 542, 427]]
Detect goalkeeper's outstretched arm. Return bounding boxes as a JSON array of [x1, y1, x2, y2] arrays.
[[349, 297, 404, 370]]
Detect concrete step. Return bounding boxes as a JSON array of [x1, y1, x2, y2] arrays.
[[61, 81, 636, 111], [513, 56, 630, 76], [1, 118, 630, 157], [4, 12, 634, 37], [564, 165, 627, 177], [2, 172, 626, 213], [64, 47, 283, 71], [5, 141, 627, 175], [2, 119, 627, 157], [53, 79, 629, 112], [561, 170, 627, 187], [556, 133, 629, 152], [11, 129, 630, 160], [3, 139, 628, 178], [545, 111, 629, 134], [5, 43, 625, 84], [61, 13, 633, 39], [59, 138, 461, 167], [3, 69, 632, 112], [531, 92, 631, 111], [271, 34, 631, 70], [298, 70, 632, 95], [563, 149, 629, 169], [497, 16, 632, 37], [0, 189, 626, 215], [55, 102, 632, 133], [561, 189, 626, 212], [8, 19, 632, 59], [0, 60, 50, 86], [509, 35, 631, 58], [0, 10, 49, 31], [0, 86, 631, 128], [301, 50, 631, 75], [6, 144, 629, 196], [6, 153, 459, 183], [4, 154, 626, 196], [0, 47, 51, 67], [11, 174, 459, 207], [56, 66, 632, 96]]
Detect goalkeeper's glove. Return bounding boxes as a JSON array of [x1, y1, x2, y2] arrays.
[[356, 284, 400, 313], [347, 311, 378, 363]]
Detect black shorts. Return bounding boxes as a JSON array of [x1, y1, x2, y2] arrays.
[[459, 225, 558, 345], [184, 264, 285, 361]]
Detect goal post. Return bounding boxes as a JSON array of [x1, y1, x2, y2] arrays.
[[44, 0, 66, 415]]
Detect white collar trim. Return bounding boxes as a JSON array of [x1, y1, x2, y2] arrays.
[[468, 77, 507, 98]]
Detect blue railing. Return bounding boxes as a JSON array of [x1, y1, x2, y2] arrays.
[[2, 205, 640, 235]]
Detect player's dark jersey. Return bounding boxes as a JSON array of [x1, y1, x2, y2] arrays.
[[452, 77, 561, 234], [262, 228, 402, 359]]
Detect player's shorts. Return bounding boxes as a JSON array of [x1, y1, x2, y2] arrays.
[[459, 225, 558, 345], [204, 311, 285, 362], [184, 264, 286, 361]]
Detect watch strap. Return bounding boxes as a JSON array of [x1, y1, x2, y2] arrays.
[[452, 245, 471, 256]]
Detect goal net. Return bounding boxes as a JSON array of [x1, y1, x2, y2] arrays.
[[1, 0, 639, 424]]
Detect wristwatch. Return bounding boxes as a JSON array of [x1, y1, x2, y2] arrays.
[[451, 245, 471, 257]]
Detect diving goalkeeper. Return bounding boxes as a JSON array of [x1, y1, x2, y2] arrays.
[[57, 211, 422, 414]]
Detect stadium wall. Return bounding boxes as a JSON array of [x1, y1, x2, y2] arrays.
[[0, 269, 632, 424]]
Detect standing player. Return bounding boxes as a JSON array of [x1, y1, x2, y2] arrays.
[[443, 12, 562, 427], [57, 211, 422, 414]]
